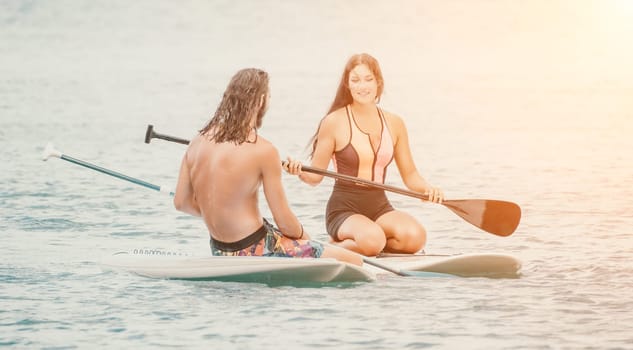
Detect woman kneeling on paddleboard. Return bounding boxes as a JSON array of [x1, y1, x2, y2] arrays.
[[173, 68, 361, 266], [284, 53, 444, 256]]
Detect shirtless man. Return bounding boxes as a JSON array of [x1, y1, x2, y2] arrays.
[[173, 68, 361, 265]]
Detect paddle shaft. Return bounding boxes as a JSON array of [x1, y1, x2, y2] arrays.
[[44, 147, 173, 195], [145, 125, 429, 199], [143, 125, 521, 236]]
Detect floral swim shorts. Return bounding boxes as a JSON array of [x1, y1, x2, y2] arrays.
[[210, 219, 323, 258]]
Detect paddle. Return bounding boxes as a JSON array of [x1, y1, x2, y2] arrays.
[[145, 124, 189, 145], [41, 143, 416, 277], [144, 125, 521, 236], [41, 143, 174, 195]]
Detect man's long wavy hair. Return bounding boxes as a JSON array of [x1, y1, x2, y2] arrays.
[[200, 68, 270, 144], [308, 53, 384, 158]]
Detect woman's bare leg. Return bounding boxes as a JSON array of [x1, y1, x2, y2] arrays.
[[320, 245, 363, 266], [334, 214, 387, 256], [376, 210, 426, 254]]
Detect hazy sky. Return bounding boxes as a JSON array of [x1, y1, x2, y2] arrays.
[[2, 0, 632, 89], [333, 0, 633, 88]]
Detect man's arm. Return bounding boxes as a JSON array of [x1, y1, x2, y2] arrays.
[[260, 141, 304, 239], [173, 152, 201, 216]]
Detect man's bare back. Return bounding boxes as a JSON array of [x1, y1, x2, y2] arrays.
[[175, 129, 302, 243], [186, 132, 264, 242]]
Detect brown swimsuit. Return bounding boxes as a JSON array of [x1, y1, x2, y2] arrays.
[[326, 105, 395, 240]]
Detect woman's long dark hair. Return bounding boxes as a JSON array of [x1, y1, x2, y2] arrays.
[[308, 53, 384, 157], [200, 68, 269, 144]]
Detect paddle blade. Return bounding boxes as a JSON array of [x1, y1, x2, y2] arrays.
[[441, 199, 521, 236]]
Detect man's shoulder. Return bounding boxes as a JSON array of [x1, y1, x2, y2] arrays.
[[248, 135, 281, 171], [252, 135, 278, 156], [254, 134, 273, 147]]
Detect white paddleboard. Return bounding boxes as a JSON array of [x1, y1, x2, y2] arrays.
[[102, 249, 522, 284], [101, 250, 375, 285], [370, 252, 522, 278]]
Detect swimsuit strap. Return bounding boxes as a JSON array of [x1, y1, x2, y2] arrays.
[[343, 105, 354, 145]]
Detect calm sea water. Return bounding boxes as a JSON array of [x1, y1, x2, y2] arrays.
[[2, 1, 632, 349]]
